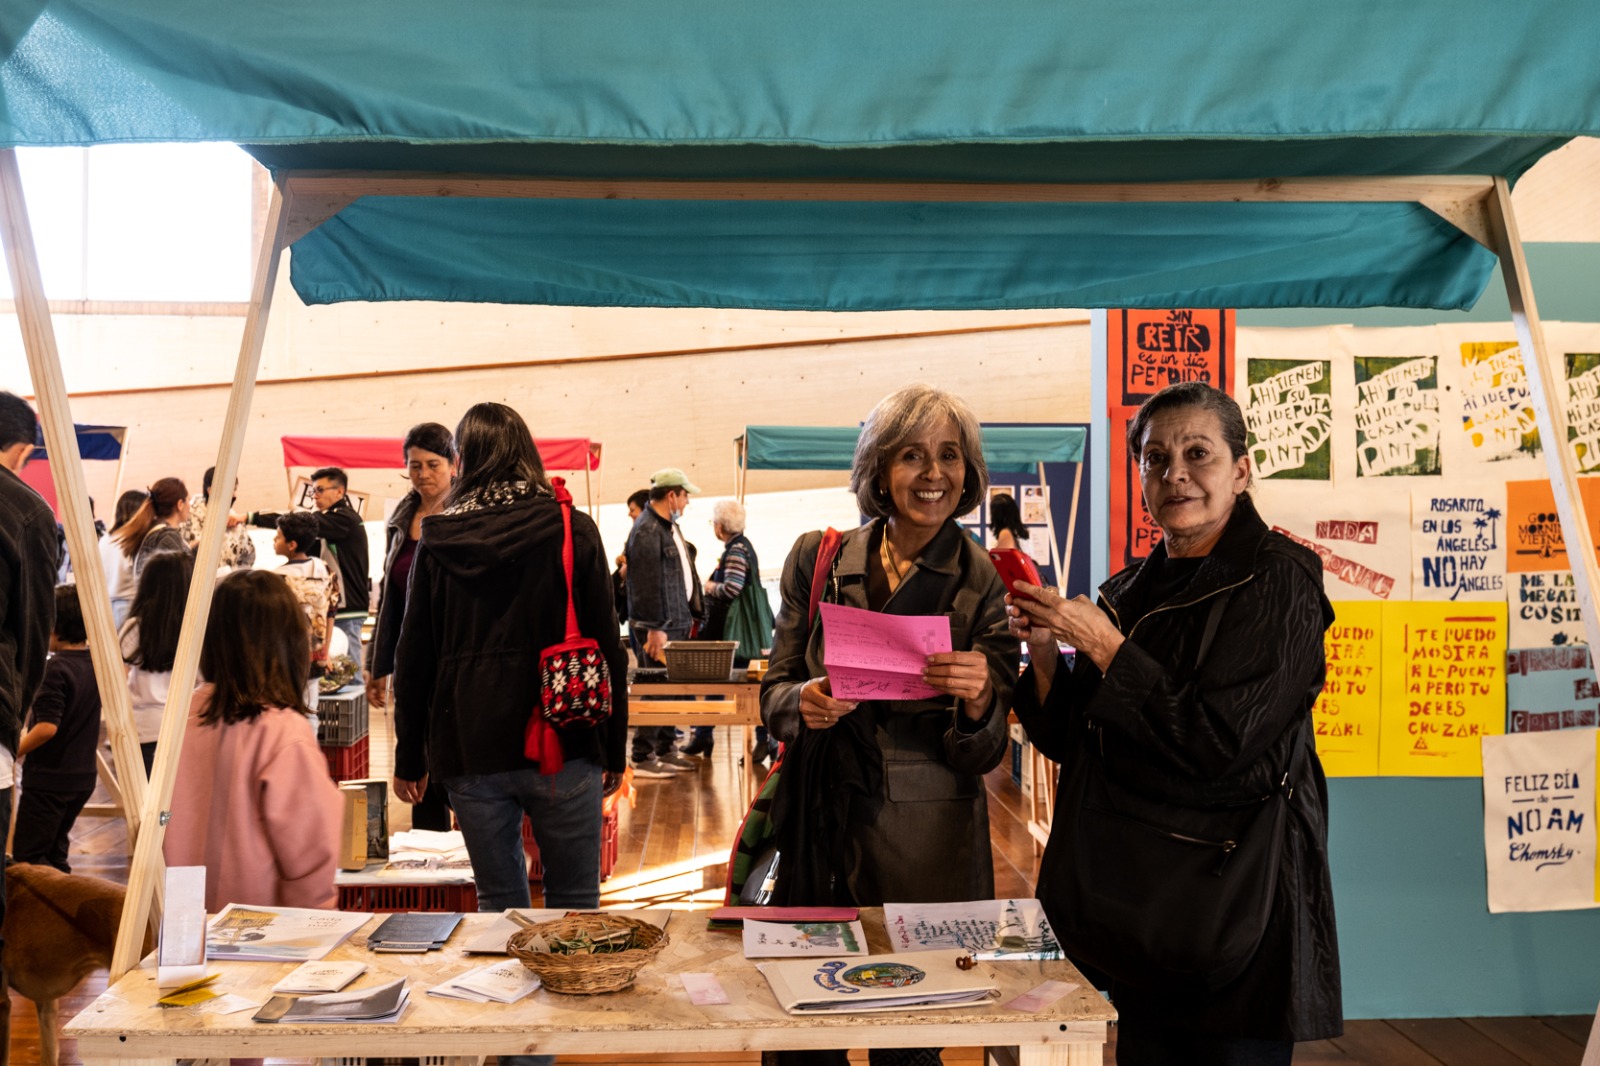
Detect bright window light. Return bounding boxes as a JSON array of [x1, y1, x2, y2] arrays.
[[2, 142, 253, 302]]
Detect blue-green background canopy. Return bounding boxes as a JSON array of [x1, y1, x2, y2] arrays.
[[740, 425, 1085, 474], [4, 0, 1598, 311]]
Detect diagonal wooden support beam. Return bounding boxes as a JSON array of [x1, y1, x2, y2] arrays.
[[1484, 176, 1600, 653], [0, 149, 153, 877], [110, 179, 291, 978]]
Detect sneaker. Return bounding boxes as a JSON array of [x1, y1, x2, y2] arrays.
[[658, 750, 700, 771], [631, 755, 678, 779]]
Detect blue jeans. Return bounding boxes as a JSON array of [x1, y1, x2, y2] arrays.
[[334, 616, 366, 685], [444, 759, 603, 912]]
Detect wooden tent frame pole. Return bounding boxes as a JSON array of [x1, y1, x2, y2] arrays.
[[109, 181, 290, 978], [1484, 177, 1600, 652], [0, 149, 152, 866]]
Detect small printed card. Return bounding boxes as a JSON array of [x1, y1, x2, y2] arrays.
[[742, 919, 868, 958], [680, 972, 730, 1006], [273, 960, 368, 994]]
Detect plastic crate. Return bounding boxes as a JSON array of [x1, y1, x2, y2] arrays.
[[337, 880, 477, 913], [662, 640, 737, 681], [523, 807, 619, 883], [318, 690, 370, 746], [322, 734, 370, 781]]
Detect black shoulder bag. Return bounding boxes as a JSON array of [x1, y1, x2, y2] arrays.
[[1042, 590, 1308, 993]]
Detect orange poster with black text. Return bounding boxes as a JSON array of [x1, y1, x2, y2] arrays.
[[1109, 405, 1163, 569], [1378, 601, 1506, 776], [1109, 309, 1235, 406], [1505, 477, 1600, 572]]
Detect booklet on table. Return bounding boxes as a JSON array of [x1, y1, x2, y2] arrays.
[[757, 950, 1000, 1014], [428, 959, 542, 1003], [272, 960, 368, 994], [882, 898, 1064, 961], [742, 919, 868, 958], [253, 977, 409, 1023], [207, 904, 373, 962]]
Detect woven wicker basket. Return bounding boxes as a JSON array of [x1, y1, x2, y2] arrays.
[[506, 914, 669, 994], [663, 640, 738, 681]]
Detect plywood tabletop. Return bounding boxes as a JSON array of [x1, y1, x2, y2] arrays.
[[66, 908, 1113, 1061]]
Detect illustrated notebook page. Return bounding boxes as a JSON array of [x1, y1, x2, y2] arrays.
[[819, 602, 952, 701]]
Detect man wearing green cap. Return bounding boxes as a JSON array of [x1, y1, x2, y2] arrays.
[[625, 468, 706, 776]]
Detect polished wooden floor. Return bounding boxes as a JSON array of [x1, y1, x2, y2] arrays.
[[7, 707, 1594, 1065]]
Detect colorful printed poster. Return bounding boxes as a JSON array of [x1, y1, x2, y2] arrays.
[[1481, 728, 1597, 913], [1411, 487, 1507, 601], [1378, 601, 1506, 776], [1244, 358, 1333, 480], [1109, 404, 1162, 569], [1506, 479, 1570, 572], [1510, 572, 1586, 649], [1564, 353, 1600, 474], [1506, 646, 1600, 734], [1314, 602, 1382, 776], [1110, 309, 1233, 405], [1459, 341, 1541, 462], [1269, 496, 1408, 601], [1353, 355, 1441, 477]]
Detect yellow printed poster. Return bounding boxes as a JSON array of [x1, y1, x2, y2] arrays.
[[1314, 602, 1382, 776], [1378, 601, 1507, 776]]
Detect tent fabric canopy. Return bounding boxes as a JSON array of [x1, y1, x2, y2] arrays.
[[32, 423, 125, 462], [4, 0, 1599, 311], [739, 425, 1085, 474], [282, 435, 600, 471]]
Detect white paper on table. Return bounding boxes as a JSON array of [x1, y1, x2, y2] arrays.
[[819, 602, 951, 701], [429, 960, 542, 1004], [742, 919, 868, 958], [882, 899, 1064, 960], [206, 904, 373, 962]]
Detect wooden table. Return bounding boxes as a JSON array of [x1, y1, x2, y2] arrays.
[[629, 678, 765, 797], [66, 908, 1113, 1065]]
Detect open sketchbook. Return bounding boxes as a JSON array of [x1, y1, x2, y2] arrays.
[[882, 898, 1063, 960], [207, 904, 372, 962], [757, 950, 1000, 1014]]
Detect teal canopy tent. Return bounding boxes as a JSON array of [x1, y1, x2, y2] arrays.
[[5, 0, 1600, 983], [735, 424, 1088, 578], [3, 0, 1598, 311]]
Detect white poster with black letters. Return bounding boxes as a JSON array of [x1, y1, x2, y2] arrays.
[[1481, 729, 1598, 913]]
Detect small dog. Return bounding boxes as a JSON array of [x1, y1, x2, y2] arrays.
[[1, 862, 152, 1066]]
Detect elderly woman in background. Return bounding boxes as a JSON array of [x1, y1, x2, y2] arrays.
[[685, 498, 775, 760], [760, 383, 1017, 1066], [1008, 381, 1340, 1066], [112, 477, 192, 582], [181, 465, 255, 570], [366, 422, 456, 830]]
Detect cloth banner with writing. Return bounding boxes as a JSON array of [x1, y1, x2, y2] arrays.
[[1481, 728, 1597, 913]]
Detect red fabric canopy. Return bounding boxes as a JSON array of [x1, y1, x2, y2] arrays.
[[281, 435, 601, 471]]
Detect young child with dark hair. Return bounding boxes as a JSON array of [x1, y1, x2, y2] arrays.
[[163, 569, 342, 912], [273, 511, 338, 716], [13, 584, 102, 873]]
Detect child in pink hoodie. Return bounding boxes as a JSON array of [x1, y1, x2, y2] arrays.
[[164, 569, 342, 913]]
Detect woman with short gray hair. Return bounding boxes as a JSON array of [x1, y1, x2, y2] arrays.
[[758, 383, 1018, 1066], [686, 497, 773, 759]]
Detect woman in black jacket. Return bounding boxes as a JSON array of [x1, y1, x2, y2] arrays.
[[392, 403, 627, 912], [366, 422, 456, 830], [1008, 382, 1340, 1066]]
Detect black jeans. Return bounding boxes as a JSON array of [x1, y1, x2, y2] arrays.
[[1116, 1023, 1293, 1066], [13, 786, 94, 873]]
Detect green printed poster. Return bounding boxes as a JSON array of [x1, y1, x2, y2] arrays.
[[1564, 352, 1600, 474], [1353, 355, 1441, 477], [1245, 358, 1332, 480]]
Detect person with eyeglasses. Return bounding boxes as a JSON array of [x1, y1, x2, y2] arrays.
[[247, 466, 371, 690]]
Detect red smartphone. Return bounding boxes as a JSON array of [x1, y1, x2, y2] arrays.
[[988, 548, 1043, 598]]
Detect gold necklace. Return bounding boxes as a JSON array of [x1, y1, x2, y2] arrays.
[[880, 533, 913, 593]]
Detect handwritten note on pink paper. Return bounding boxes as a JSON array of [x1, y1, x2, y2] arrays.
[[819, 602, 952, 701]]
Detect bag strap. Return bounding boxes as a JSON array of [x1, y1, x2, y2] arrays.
[[806, 527, 843, 626], [552, 477, 581, 642]]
